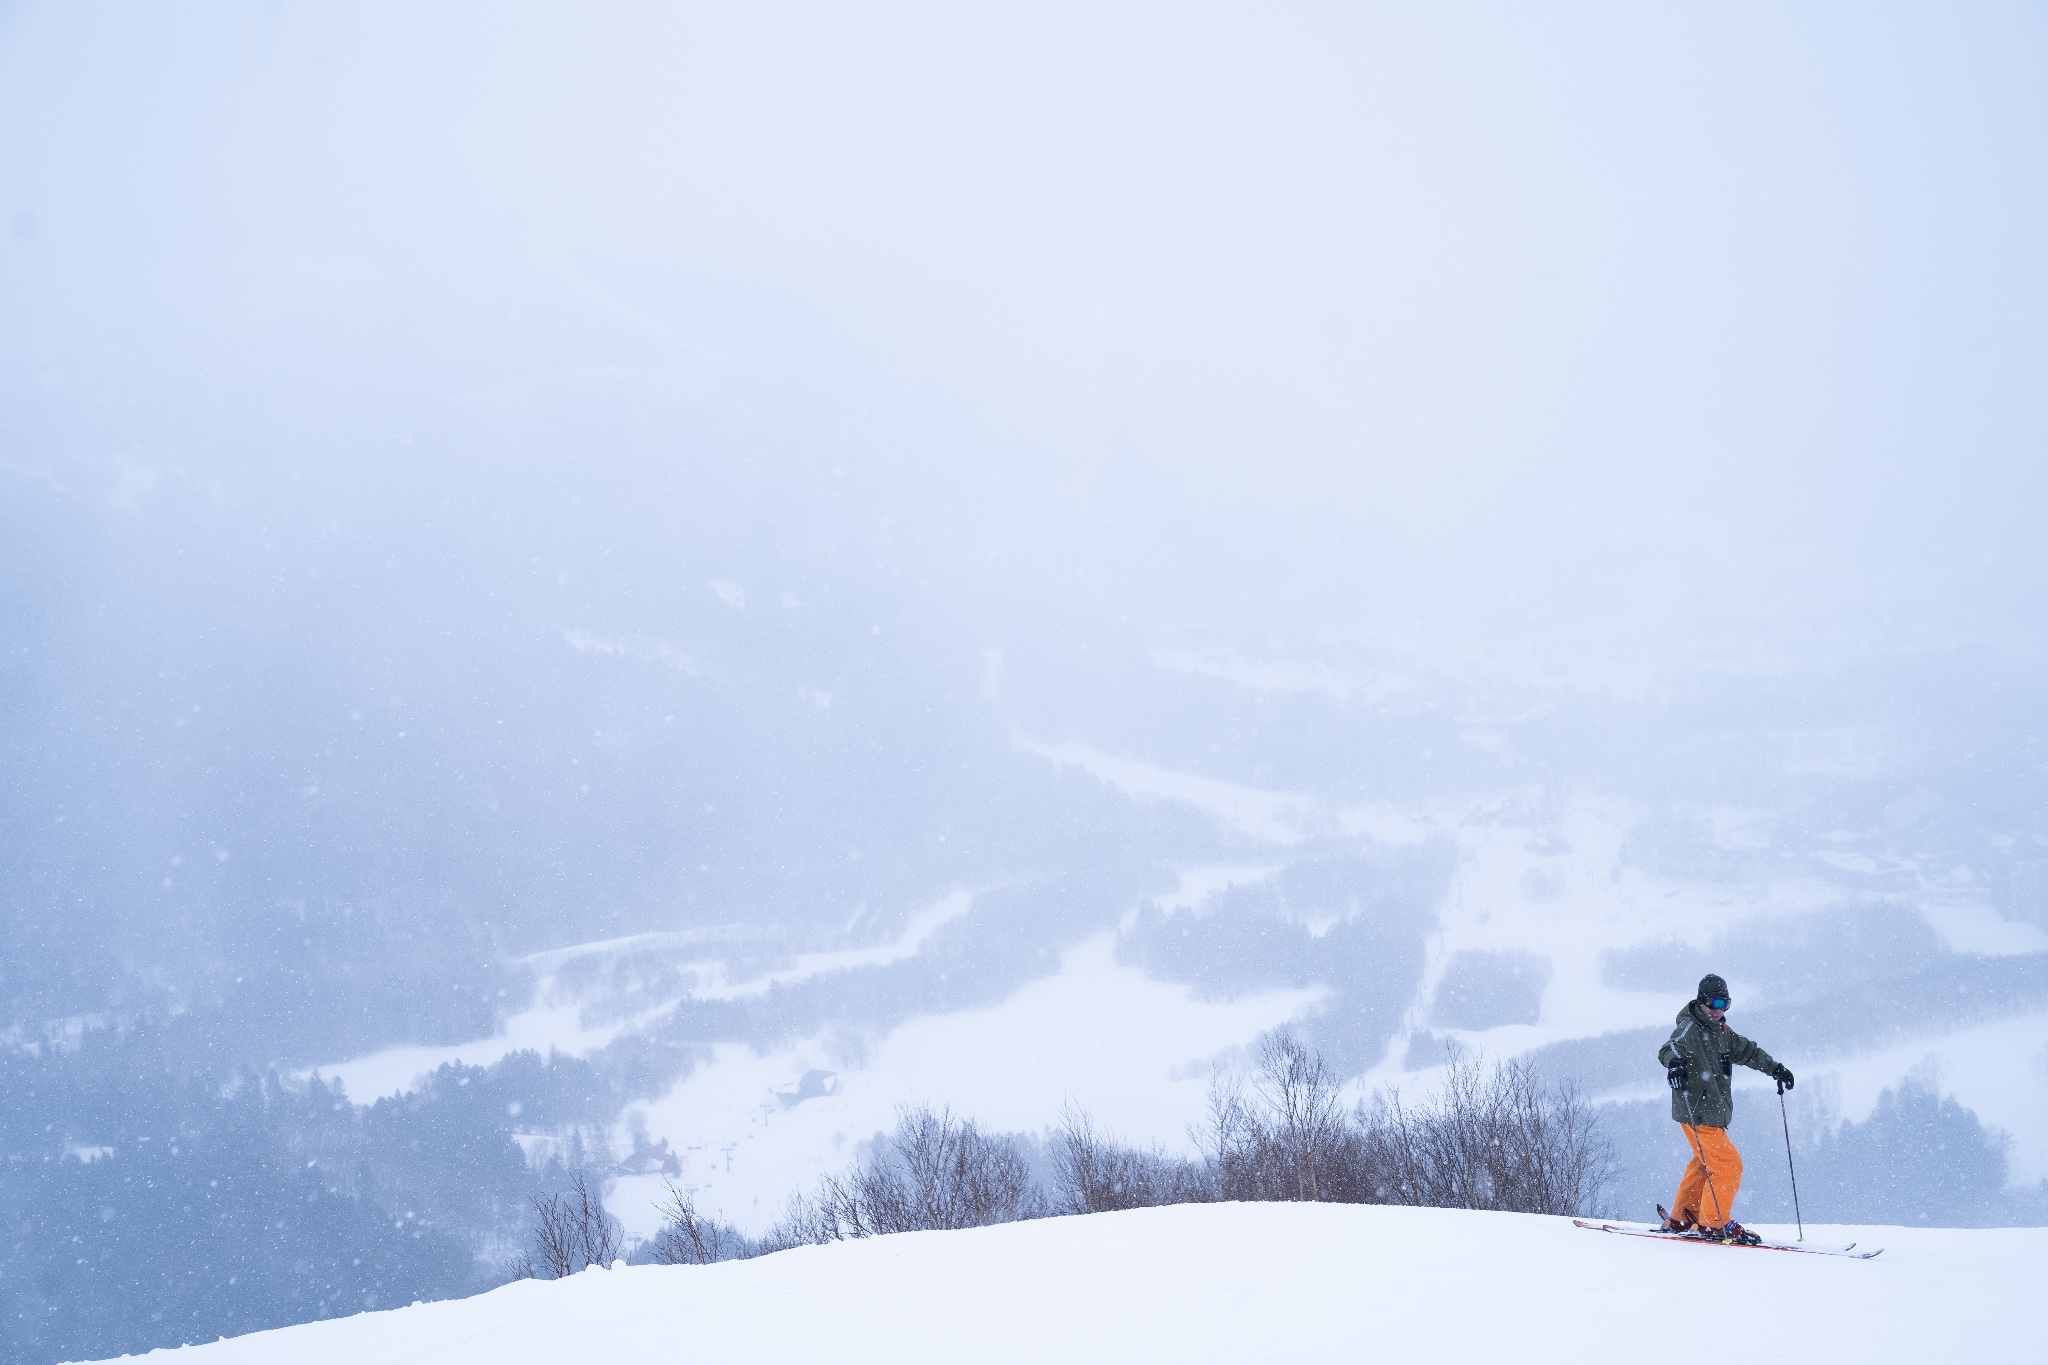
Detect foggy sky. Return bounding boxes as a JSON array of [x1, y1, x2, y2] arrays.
[[6, 2, 2046, 663]]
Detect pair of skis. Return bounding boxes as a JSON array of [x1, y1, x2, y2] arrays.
[[1573, 1216, 1882, 1260]]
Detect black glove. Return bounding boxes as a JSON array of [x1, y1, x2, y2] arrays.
[[1773, 1065, 1794, 1091], [1666, 1061, 1688, 1091]]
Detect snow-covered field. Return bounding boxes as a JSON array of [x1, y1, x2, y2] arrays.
[[83, 1203, 2041, 1365]]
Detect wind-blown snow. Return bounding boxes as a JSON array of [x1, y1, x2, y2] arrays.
[[82, 1204, 2040, 1365]]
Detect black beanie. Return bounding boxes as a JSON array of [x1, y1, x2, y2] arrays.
[[1697, 973, 1730, 1004]]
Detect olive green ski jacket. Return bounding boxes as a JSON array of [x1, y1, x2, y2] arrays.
[[1656, 1002, 1780, 1128]]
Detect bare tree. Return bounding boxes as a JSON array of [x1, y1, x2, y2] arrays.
[[771, 1104, 1044, 1244], [1202, 1033, 1613, 1216], [896, 1104, 1041, 1229], [1205, 1030, 1356, 1202], [1052, 1102, 1213, 1213], [514, 1171, 624, 1278], [1251, 1030, 1348, 1201], [1395, 1049, 1610, 1214], [1348, 1047, 1613, 1215], [647, 1180, 754, 1265]]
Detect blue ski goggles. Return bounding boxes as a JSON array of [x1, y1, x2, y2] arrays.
[[1703, 995, 1730, 1011]]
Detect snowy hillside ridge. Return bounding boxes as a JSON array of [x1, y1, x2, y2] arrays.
[[78, 1203, 2040, 1365]]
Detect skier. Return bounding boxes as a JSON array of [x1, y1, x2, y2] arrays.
[[1656, 973, 1793, 1245]]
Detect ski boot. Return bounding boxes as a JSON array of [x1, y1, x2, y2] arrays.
[[1700, 1221, 1761, 1246], [1655, 1204, 1696, 1235]]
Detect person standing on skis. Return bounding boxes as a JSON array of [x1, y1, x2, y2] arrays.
[[1656, 973, 1794, 1244]]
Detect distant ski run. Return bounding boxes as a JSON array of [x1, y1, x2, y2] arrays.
[[1573, 1219, 1883, 1259]]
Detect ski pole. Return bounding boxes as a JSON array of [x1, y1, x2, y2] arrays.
[[1676, 1083, 1730, 1232], [1778, 1078, 1804, 1242]]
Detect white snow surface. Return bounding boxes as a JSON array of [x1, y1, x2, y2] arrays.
[[80, 1203, 2040, 1365]]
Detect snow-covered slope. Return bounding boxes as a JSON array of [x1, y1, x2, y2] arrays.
[[86, 1204, 2039, 1365]]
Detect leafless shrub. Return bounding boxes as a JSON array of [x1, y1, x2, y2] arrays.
[[1201, 1032, 1612, 1217], [1207, 1030, 1363, 1202], [1357, 1047, 1612, 1215], [646, 1179, 756, 1265], [770, 1104, 1045, 1243], [513, 1171, 624, 1278], [1051, 1102, 1213, 1213], [634, 1036, 1607, 1270]]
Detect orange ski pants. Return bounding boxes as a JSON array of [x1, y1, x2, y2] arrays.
[[1671, 1123, 1743, 1226]]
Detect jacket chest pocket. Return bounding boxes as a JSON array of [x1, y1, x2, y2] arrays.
[[1720, 1053, 1732, 1077]]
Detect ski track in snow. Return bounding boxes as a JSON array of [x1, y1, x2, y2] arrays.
[[84, 1204, 2043, 1365]]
